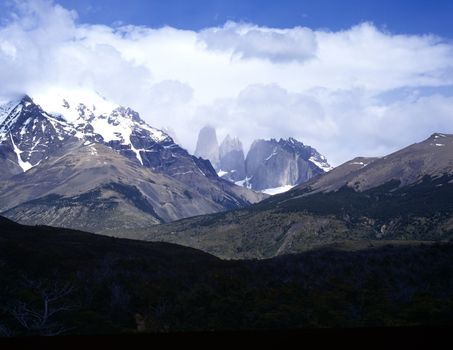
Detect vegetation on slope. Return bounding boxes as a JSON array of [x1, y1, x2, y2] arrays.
[[119, 175, 453, 259], [0, 217, 452, 336]]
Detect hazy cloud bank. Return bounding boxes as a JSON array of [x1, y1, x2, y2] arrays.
[[1, 0, 452, 165]]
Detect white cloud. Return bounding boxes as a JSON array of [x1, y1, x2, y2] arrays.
[[0, 0, 453, 165], [198, 21, 317, 63]]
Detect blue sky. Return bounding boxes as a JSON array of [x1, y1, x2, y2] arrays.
[[42, 0, 453, 37], [0, 0, 452, 165]]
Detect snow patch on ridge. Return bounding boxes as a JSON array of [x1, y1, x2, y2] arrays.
[[350, 161, 370, 168], [0, 102, 23, 141], [10, 134, 33, 172], [309, 155, 333, 172], [265, 148, 278, 161], [261, 185, 294, 195], [235, 176, 253, 189], [0, 99, 21, 125]]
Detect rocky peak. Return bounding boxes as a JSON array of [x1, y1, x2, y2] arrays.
[[220, 135, 243, 157], [426, 132, 453, 145], [1, 95, 46, 133], [161, 126, 179, 144], [0, 94, 232, 191], [218, 135, 246, 182], [0, 96, 79, 176], [244, 137, 332, 191], [194, 125, 219, 169], [109, 107, 142, 124]]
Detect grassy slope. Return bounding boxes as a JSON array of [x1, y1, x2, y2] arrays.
[[115, 175, 453, 259]]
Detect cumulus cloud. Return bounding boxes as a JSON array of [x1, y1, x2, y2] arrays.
[[191, 85, 453, 165], [198, 21, 318, 63], [0, 0, 453, 165]]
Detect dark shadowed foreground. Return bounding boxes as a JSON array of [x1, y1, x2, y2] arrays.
[[0, 216, 452, 336]]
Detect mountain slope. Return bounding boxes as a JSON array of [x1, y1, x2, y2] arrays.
[[0, 139, 265, 233], [112, 133, 453, 259], [293, 133, 453, 194], [0, 95, 227, 185], [0, 95, 265, 232]]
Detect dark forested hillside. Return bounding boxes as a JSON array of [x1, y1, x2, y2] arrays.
[[0, 217, 452, 336]]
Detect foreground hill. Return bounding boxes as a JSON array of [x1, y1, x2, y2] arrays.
[[0, 217, 452, 335], [114, 133, 453, 259]]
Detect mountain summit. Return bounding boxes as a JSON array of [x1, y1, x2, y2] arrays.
[[193, 126, 332, 194], [244, 137, 332, 192], [218, 135, 246, 182], [0, 93, 265, 232], [194, 125, 220, 169]]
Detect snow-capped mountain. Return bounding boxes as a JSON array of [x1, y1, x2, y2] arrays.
[[33, 91, 171, 164], [0, 93, 217, 181], [0, 95, 78, 178], [0, 93, 265, 232]]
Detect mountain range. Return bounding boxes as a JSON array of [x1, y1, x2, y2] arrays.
[[1, 92, 452, 335], [194, 125, 332, 193], [1, 93, 452, 260], [0, 94, 264, 233], [112, 133, 453, 259]]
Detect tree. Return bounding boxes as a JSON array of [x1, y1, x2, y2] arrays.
[[7, 277, 76, 336]]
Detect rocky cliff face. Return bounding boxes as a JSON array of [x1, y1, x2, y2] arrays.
[[218, 135, 246, 182], [0, 95, 79, 179], [194, 125, 219, 169], [244, 137, 332, 191], [193, 125, 332, 194]]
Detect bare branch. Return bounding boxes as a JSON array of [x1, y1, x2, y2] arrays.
[[0, 324, 13, 337], [6, 278, 77, 336]]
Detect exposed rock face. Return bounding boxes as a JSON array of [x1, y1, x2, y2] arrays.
[[244, 137, 332, 191], [0, 95, 265, 232], [194, 125, 219, 169], [190, 125, 333, 194], [0, 95, 79, 179], [161, 126, 180, 145], [218, 135, 246, 182]]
